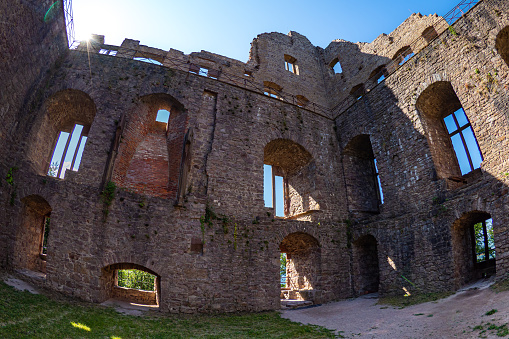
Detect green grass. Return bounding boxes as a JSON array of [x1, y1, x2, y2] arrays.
[[472, 322, 509, 337], [0, 282, 337, 338], [377, 291, 454, 308]]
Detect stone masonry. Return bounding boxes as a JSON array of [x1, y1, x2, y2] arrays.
[[0, 0, 508, 313]]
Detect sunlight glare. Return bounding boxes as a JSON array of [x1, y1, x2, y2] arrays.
[[71, 321, 91, 331], [387, 257, 397, 270]]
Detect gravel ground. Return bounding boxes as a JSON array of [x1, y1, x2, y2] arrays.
[[282, 279, 509, 338]]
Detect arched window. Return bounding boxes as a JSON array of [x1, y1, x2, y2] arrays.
[[393, 46, 414, 66], [422, 26, 439, 43], [343, 135, 383, 213], [263, 81, 283, 99], [28, 89, 96, 178], [329, 57, 342, 75], [112, 93, 187, 199], [495, 26, 509, 67], [350, 84, 365, 100], [284, 54, 299, 75], [369, 65, 387, 84], [416, 81, 483, 182], [295, 95, 309, 108], [263, 139, 316, 218]]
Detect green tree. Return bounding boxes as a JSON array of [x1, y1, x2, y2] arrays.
[[117, 269, 155, 291], [280, 253, 287, 287]]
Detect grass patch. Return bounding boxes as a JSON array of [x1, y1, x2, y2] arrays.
[[490, 279, 509, 293], [0, 282, 337, 338], [377, 291, 454, 308], [485, 309, 498, 316], [472, 322, 509, 337]]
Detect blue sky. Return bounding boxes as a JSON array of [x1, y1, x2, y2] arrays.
[[72, 0, 466, 62]]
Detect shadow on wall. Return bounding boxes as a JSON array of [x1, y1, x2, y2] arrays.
[[336, 62, 508, 296]]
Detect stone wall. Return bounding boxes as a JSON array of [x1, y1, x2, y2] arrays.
[[111, 286, 158, 305]]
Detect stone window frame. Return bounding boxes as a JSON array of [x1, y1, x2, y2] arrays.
[[329, 57, 343, 75], [392, 46, 414, 66], [296, 95, 309, 108], [422, 26, 439, 43], [443, 108, 483, 175], [284, 54, 299, 75], [263, 81, 283, 100]]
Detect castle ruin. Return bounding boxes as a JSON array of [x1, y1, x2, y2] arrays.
[[1, 0, 508, 313]]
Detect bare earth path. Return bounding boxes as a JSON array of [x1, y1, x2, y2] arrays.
[[282, 279, 509, 338]]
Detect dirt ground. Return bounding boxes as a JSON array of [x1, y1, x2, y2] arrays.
[[282, 279, 509, 338]]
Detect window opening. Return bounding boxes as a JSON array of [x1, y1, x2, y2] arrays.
[[199, 67, 208, 77], [263, 164, 285, 217], [48, 124, 87, 179], [263, 164, 273, 208], [393, 47, 413, 66], [495, 26, 509, 67], [264, 89, 279, 98], [296, 95, 309, 107], [263, 82, 282, 100], [473, 218, 495, 263], [40, 216, 50, 257], [155, 109, 170, 123], [284, 55, 298, 74], [373, 159, 384, 204], [117, 269, 156, 291], [244, 71, 252, 77], [133, 57, 163, 65], [330, 58, 342, 74], [350, 84, 365, 100], [275, 175, 284, 217], [369, 66, 387, 84], [444, 108, 483, 175], [280, 253, 287, 288], [422, 26, 439, 43]]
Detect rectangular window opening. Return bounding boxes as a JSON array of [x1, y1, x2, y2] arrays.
[[264, 164, 273, 208], [116, 269, 156, 291], [48, 124, 88, 179], [40, 216, 50, 257], [374, 159, 384, 204], [474, 218, 495, 263], [275, 175, 284, 217]]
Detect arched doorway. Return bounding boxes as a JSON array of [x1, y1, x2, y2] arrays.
[[279, 232, 321, 307]]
